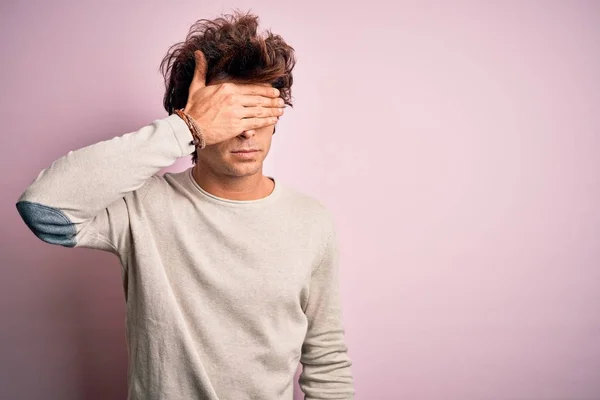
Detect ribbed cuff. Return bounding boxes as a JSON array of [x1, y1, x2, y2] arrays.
[[164, 113, 196, 157]]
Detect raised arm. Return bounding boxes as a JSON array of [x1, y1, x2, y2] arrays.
[[15, 50, 284, 254], [15, 115, 195, 253]]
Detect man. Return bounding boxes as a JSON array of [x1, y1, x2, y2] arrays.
[[15, 11, 354, 400]]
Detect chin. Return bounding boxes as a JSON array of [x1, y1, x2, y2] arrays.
[[222, 163, 262, 177]]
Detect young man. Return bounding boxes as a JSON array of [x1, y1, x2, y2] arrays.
[[15, 11, 354, 400]]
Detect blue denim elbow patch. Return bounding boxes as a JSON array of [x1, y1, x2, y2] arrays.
[[16, 201, 77, 247]]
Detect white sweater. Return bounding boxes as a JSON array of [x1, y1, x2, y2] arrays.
[[15, 114, 355, 400]]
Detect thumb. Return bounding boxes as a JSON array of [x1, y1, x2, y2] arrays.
[[190, 50, 208, 91]]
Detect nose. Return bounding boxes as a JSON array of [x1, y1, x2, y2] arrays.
[[238, 130, 256, 139]]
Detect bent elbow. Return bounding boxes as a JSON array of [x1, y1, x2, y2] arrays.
[[16, 201, 77, 247]]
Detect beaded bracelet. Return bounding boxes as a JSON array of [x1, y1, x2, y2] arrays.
[[174, 108, 206, 149]]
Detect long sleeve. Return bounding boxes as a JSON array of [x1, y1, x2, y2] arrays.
[[299, 218, 355, 399], [15, 114, 195, 254]]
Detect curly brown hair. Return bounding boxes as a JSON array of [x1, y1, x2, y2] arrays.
[[159, 10, 296, 164]]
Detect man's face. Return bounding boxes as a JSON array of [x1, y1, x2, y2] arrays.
[[196, 81, 276, 177]]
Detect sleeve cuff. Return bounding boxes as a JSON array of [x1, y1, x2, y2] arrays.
[[163, 113, 196, 157]]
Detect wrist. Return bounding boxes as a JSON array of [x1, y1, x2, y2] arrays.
[[174, 109, 206, 149]]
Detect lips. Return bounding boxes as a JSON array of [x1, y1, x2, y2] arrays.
[[232, 150, 258, 153]]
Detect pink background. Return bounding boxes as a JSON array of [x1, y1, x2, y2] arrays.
[[2, 1, 599, 399]]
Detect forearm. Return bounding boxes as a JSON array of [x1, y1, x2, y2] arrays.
[[300, 333, 355, 399], [16, 114, 194, 243]]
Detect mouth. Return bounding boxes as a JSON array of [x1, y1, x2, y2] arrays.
[[231, 149, 260, 159]]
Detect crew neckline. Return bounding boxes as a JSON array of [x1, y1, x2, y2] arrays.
[[186, 168, 282, 208]]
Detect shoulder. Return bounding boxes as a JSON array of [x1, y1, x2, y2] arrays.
[[140, 169, 188, 199], [121, 170, 189, 218], [278, 181, 337, 236]]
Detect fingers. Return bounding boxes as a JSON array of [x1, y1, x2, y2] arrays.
[[241, 117, 279, 131], [241, 105, 285, 119], [238, 94, 284, 108], [237, 83, 280, 98], [189, 50, 208, 92]]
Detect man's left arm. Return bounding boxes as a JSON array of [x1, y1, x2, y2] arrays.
[[299, 217, 355, 399]]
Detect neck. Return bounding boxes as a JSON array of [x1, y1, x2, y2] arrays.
[[191, 164, 275, 201]]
